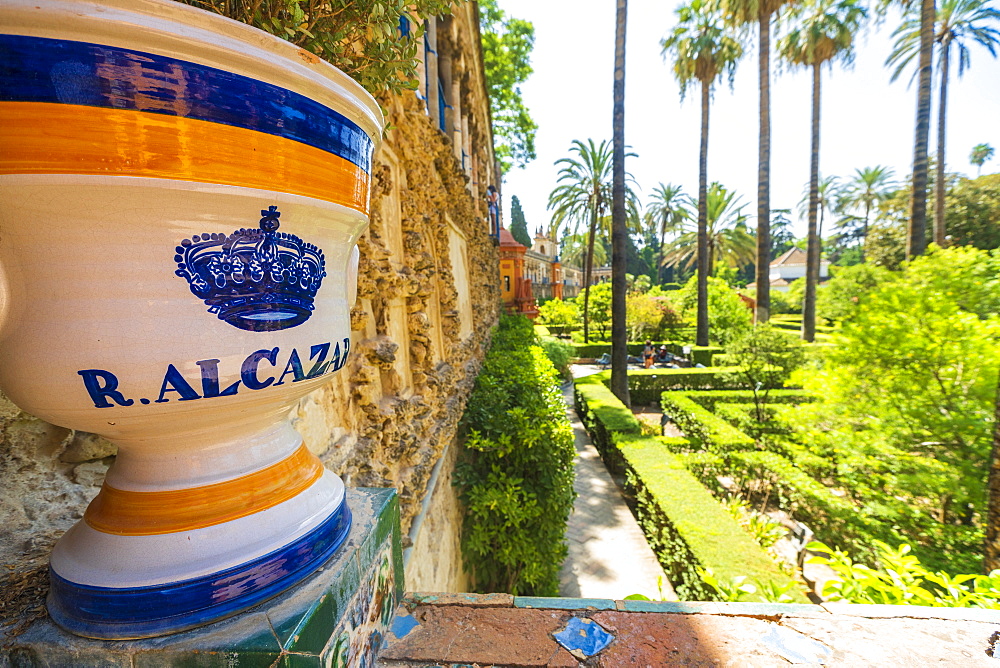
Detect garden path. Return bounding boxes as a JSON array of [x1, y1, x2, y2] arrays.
[[558, 366, 676, 601]]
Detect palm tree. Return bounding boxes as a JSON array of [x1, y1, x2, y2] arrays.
[[663, 0, 743, 346], [663, 182, 756, 274], [611, 0, 630, 405], [548, 140, 639, 343], [779, 0, 865, 342], [722, 0, 798, 325], [971, 143, 995, 175], [560, 232, 608, 270], [548, 139, 612, 343], [888, 0, 1000, 247], [797, 174, 842, 239], [837, 166, 896, 257], [643, 184, 690, 285]]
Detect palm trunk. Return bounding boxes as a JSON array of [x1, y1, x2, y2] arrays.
[[803, 63, 820, 343], [658, 222, 666, 287], [582, 209, 597, 343], [610, 0, 630, 407], [934, 40, 950, 248], [984, 369, 1000, 573], [908, 0, 935, 258], [861, 199, 870, 262], [754, 10, 772, 325], [696, 80, 710, 347]]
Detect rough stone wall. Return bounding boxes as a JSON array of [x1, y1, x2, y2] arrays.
[[0, 2, 498, 611]]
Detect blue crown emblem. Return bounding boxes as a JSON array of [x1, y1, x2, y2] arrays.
[[174, 207, 326, 331]]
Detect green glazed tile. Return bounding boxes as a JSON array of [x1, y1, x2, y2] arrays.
[[514, 597, 616, 610], [620, 600, 722, 614], [286, 559, 361, 654], [279, 653, 323, 668]]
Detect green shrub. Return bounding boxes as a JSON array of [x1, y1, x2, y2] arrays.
[[457, 314, 576, 596], [810, 540, 1000, 608], [540, 336, 574, 381], [178, 0, 457, 98]]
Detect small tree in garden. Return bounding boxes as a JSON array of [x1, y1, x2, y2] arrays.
[[585, 281, 614, 340], [726, 324, 805, 421], [537, 298, 579, 328]]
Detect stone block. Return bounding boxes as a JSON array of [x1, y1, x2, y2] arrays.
[[61, 432, 117, 463]]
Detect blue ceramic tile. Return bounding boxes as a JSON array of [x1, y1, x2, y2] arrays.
[[552, 617, 614, 657], [389, 611, 421, 639]]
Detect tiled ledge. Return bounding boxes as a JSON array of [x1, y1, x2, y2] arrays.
[[380, 593, 999, 666]]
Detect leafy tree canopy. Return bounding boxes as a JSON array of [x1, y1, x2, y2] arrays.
[[677, 276, 752, 345], [811, 247, 1000, 496], [479, 0, 537, 172]]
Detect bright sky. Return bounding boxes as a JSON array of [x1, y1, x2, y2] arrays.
[[497, 0, 1000, 240]]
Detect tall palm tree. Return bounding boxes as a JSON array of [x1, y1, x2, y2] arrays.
[[663, 0, 743, 346], [838, 165, 896, 257], [971, 143, 995, 175], [548, 139, 612, 343], [664, 182, 756, 273], [722, 0, 798, 325], [889, 0, 1000, 247], [643, 184, 690, 285], [548, 140, 638, 343], [884, 0, 933, 258], [779, 0, 865, 342], [797, 175, 842, 239], [611, 0, 630, 405]]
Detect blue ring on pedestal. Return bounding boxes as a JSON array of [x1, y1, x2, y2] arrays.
[[47, 500, 352, 639]]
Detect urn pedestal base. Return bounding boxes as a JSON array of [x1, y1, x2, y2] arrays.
[[2, 488, 402, 667]]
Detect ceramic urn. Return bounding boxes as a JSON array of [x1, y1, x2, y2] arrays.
[[0, 0, 382, 638]]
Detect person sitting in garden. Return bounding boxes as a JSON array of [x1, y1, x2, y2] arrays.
[[654, 346, 671, 365], [643, 340, 655, 368]]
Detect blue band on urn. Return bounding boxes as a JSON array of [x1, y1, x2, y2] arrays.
[[47, 500, 352, 639], [0, 33, 374, 173]]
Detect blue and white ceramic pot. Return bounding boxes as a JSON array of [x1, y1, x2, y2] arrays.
[[0, 0, 382, 639]]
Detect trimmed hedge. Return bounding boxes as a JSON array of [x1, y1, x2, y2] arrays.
[[574, 377, 807, 602], [660, 392, 756, 452], [680, 390, 814, 412], [568, 341, 725, 367], [575, 368, 747, 407], [623, 367, 746, 404]]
